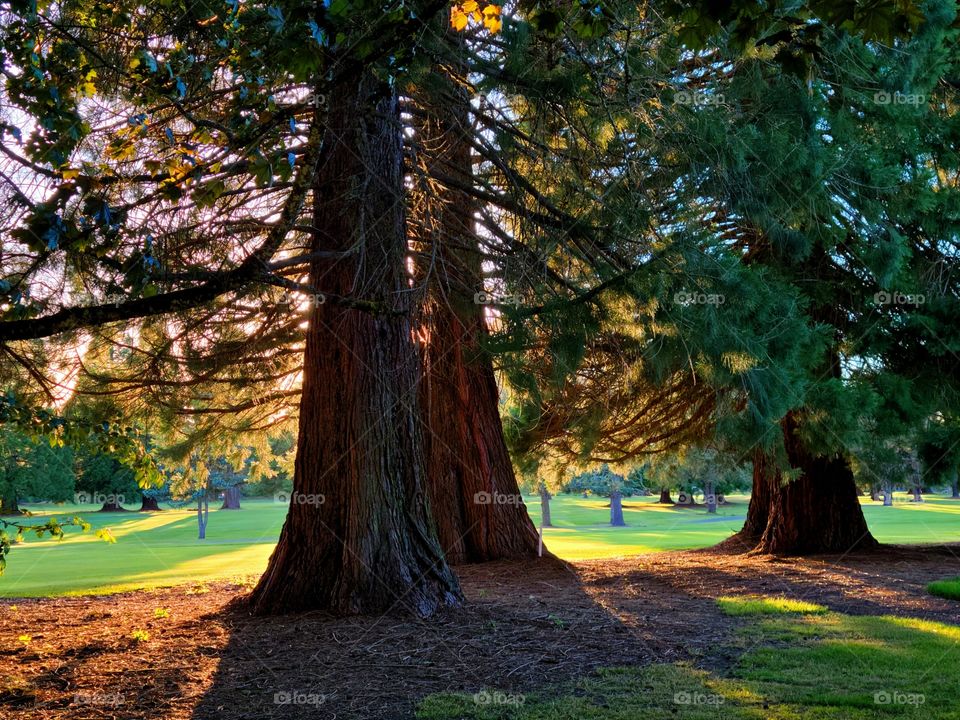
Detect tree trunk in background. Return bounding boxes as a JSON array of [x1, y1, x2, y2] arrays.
[[99, 501, 125, 512], [221, 485, 241, 510], [952, 472, 959, 498], [412, 34, 540, 564], [610, 490, 625, 526], [870, 485, 880, 502], [539, 483, 553, 527], [197, 495, 209, 540], [0, 493, 21, 515], [658, 488, 674, 504], [908, 454, 924, 502], [139, 496, 161, 512], [755, 412, 877, 555], [249, 74, 461, 616], [704, 479, 717, 514], [739, 450, 775, 544]]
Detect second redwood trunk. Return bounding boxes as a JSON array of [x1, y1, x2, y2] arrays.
[[412, 38, 541, 564]]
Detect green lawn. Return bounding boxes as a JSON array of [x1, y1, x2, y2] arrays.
[[417, 596, 960, 719], [2, 494, 959, 598], [928, 577, 960, 601], [531, 493, 960, 559]]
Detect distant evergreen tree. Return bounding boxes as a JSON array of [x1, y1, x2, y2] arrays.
[[75, 451, 139, 511], [0, 430, 75, 514]]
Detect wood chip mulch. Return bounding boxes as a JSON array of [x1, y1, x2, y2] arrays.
[[2, 544, 959, 719]]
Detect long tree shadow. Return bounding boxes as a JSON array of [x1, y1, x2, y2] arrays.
[[587, 543, 960, 626], [188, 556, 737, 719], [8, 545, 958, 719], [187, 545, 960, 718]]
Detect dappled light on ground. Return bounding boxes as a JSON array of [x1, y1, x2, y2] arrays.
[[2, 547, 958, 718]]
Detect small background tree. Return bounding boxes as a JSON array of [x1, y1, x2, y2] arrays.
[[647, 447, 750, 512], [568, 465, 631, 526], [0, 430, 75, 514], [75, 451, 139, 511]]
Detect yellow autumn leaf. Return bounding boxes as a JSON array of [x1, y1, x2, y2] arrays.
[[482, 3, 500, 15], [472, 9, 482, 21], [483, 15, 502, 33], [451, 7, 468, 30], [461, 0, 478, 11], [61, 168, 80, 180]]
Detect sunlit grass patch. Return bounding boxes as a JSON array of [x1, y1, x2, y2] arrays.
[[6, 494, 960, 597], [417, 664, 743, 719], [419, 608, 960, 718], [731, 613, 960, 715], [927, 577, 960, 601], [717, 595, 828, 616]]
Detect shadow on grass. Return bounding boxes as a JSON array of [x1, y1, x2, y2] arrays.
[[188, 557, 731, 719], [416, 597, 960, 719]]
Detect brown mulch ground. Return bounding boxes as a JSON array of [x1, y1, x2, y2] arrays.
[[2, 545, 959, 720]]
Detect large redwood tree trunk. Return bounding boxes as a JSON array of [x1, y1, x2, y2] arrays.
[[249, 74, 461, 616], [412, 35, 541, 564], [753, 413, 877, 555], [737, 449, 775, 545], [419, 301, 541, 563]]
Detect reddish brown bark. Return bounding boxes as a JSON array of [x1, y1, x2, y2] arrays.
[[738, 449, 775, 544], [249, 74, 461, 616], [412, 37, 540, 564], [754, 413, 878, 555], [657, 488, 674, 504], [419, 300, 542, 563]]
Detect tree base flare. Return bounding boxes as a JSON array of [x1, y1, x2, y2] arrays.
[[735, 419, 879, 556]]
